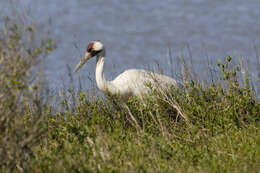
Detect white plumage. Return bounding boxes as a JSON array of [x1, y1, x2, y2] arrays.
[[74, 40, 177, 98]]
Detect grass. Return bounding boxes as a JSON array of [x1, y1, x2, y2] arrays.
[[0, 17, 260, 173]]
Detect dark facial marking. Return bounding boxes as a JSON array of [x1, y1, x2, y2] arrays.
[[91, 50, 102, 56]]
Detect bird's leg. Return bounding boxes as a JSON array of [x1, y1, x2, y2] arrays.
[[106, 93, 141, 131], [120, 102, 142, 132], [157, 87, 192, 127]]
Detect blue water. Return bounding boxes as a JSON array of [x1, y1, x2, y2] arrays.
[[1, 0, 260, 89]]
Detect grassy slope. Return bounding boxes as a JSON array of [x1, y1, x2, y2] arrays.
[[30, 85, 259, 173]]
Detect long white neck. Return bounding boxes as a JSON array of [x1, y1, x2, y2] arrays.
[[95, 55, 116, 94]]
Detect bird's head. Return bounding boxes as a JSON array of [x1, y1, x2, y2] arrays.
[[74, 40, 104, 72]]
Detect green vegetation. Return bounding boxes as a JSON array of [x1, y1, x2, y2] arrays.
[[0, 18, 259, 173]]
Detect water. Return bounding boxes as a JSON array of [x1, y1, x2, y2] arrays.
[[1, 0, 260, 90]]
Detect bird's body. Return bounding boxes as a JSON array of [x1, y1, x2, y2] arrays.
[[74, 40, 177, 99]]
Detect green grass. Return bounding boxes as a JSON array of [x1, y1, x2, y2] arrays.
[[0, 17, 260, 173], [30, 106, 259, 173]]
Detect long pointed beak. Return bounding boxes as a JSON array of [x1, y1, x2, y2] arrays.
[[74, 52, 92, 72]]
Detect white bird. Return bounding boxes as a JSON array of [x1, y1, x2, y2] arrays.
[[74, 40, 178, 99]]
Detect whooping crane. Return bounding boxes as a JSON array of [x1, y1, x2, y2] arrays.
[[74, 40, 178, 99]]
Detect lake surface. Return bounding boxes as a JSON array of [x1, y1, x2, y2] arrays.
[[1, 0, 260, 90]]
